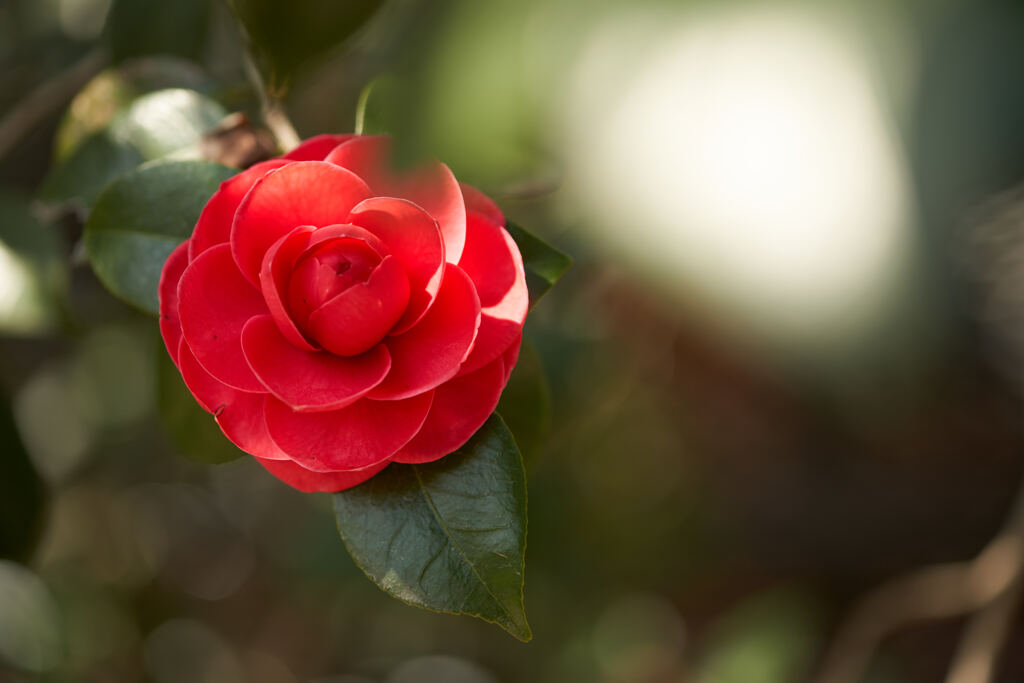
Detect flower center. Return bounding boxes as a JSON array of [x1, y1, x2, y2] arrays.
[[287, 237, 382, 328]]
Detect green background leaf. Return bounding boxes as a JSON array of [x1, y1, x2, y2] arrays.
[[84, 159, 235, 314], [334, 415, 531, 641], [0, 194, 64, 335], [506, 221, 571, 308], [227, 0, 384, 93], [107, 0, 212, 63], [42, 88, 227, 207]]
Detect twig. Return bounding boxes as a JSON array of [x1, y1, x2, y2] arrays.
[[243, 54, 299, 153], [0, 48, 107, 161], [813, 475, 1024, 683]]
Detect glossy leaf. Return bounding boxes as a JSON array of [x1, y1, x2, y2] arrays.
[[228, 0, 384, 93], [156, 345, 244, 465], [84, 160, 235, 314], [334, 415, 531, 641], [0, 194, 64, 335], [505, 221, 571, 308]]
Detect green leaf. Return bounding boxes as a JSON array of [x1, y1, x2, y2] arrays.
[[107, 0, 212, 63], [54, 58, 215, 160], [109, 88, 228, 159], [334, 415, 531, 641], [39, 130, 144, 206], [0, 194, 64, 335], [84, 160, 235, 314], [156, 345, 243, 464], [497, 341, 551, 469], [42, 89, 228, 207], [228, 0, 384, 93], [506, 221, 571, 308], [0, 395, 46, 562]]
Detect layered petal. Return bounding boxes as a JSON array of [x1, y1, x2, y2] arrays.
[[348, 196, 445, 333], [460, 182, 505, 225], [264, 393, 434, 471], [158, 240, 190, 365], [368, 264, 481, 400], [325, 136, 467, 263], [501, 332, 523, 383], [457, 212, 528, 374], [177, 338, 287, 460], [231, 161, 372, 285], [306, 256, 410, 356], [392, 356, 506, 464], [189, 159, 290, 261], [254, 456, 387, 493], [259, 225, 318, 350], [178, 244, 267, 391], [241, 315, 391, 411], [283, 134, 355, 161]]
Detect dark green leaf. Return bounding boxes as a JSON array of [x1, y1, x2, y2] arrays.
[[107, 0, 212, 63], [156, 345, 243, 464], [84, 160, 235, 314], [334, 415, 531, 641], [497, 340, 551, 468], [0, 394, 46, 562], [0, 195, 64, 335], [228, 0, 384, 93], [506, 221, 571, 308], [39, 131, 144, 206]]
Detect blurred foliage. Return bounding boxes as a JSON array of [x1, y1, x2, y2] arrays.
[[227, 0, 385, 94], [2, 0, 1024, 680]]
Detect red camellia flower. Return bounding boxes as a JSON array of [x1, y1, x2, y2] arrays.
[[158, 134, 528, 492]]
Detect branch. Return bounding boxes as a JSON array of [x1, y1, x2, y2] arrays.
[[243, 54, 299, 153], [0, 48, 107, 161], [813, 477, 1024, 683]]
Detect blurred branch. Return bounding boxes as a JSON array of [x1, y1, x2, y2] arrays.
[[813, 478, 1024, 683], [243, 53, 299, 153], [0, 48, 107, 161]]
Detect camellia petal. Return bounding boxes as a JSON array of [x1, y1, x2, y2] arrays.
[[189, 159, 290, 261], [241, 314, 391, 411], [368, 264, 481, 400], [501, 332, 522, 384], [457, 212, 528, 374], [325, 135, 467, 263], [159, 240, 191, 365], [254, 456, 387, 493], [460, 182, 505, 225], [348, 196, 445, 333], [259, 225, 318, 350], [307, 256, 410, 356], [392, 356, 506, 464], [264, 392, 434, 472], [283, 134, 355, 161], [177, 338, 287, 460], [231, 161, 372, 285], [178, 244, 267, 391]]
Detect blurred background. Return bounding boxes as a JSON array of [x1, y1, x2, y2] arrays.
[[2, 0, 1024, 681]]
